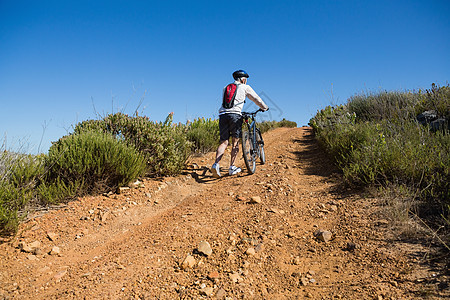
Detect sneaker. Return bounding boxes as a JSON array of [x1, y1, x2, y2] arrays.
[[211, 163, 221, 178], [229, 166, 242, 176]]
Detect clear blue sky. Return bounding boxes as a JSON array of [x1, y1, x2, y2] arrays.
[[1, 0, 449, 154]]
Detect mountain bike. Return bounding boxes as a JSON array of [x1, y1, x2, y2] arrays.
[[241, 108, 267, 174]]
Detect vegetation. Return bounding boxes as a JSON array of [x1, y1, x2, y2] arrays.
[[259, 118, 297, 134], [74, 112, 191, 176], [310, 84, 449, 234], [0, 152, 44, 235], [0, 111, 297, 236]]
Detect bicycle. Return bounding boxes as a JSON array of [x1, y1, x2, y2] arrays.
[[241, 108, 267, 174]]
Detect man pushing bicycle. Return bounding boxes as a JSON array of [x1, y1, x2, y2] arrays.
[[211, 70, 269, 178]]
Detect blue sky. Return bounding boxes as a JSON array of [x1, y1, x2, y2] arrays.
[[1, 0, 449, 154]]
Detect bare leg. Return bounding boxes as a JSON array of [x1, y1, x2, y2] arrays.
[[214, 140, 229, 164], [229, 137, 240, 167]]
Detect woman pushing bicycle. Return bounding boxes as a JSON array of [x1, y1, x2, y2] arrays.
[[211, 70, 269, 178]]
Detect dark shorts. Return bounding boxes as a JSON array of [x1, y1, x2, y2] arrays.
[[219, 113, 243, 141]]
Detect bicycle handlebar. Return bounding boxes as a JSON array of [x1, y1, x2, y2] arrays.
[[242, 107, 268, 117]]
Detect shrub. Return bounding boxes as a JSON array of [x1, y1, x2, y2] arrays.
[[310, 84, 450, 225], [347, 90, 422, 122], [186, 118, 220, 154], [0, 152, 44, 235], [42, 130, 146, 201], [74, 113, 192, 176]]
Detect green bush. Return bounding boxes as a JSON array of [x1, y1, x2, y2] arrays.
[[43, 130, 146, 200], [310, 84, 450, 223], [74, 113, 192, 176], [347, 90, 422, 122], [259, 118, 298, 134], [0, 152, 44, 235], [186, 118, 220, 154]]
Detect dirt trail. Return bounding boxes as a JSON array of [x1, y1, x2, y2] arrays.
[[0, 127, 447, 299]]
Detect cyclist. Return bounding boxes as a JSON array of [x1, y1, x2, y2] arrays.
[[211, 70, 269, 178]]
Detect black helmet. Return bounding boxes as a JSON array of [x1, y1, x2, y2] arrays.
[[232, 70, 249, 80]]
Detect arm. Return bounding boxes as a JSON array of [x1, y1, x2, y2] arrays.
[[245, 85, 269, 111]]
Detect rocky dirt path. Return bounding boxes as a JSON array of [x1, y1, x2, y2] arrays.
[[0, 127, 448, 299]]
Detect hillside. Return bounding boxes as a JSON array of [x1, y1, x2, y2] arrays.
[[0, 127, 447, 299]]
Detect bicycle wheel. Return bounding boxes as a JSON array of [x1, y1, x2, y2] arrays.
[[242, 130, 256, 174], [256, 129, 265, 164]]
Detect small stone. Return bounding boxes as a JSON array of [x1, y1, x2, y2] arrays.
[[201, 286, 214, 296], [100, 211, 110, 222], [314, 230, 332, 242], [300, 277, 309, 286], [19, 241, 41, 253], [27, 254, 38, 260], [236, 196, 247, 201], [208, 271, 220, 280], [47, 232, 58, 241], [216, 288, 226, 298], [287, 231, 296, 238], [49, 246, 61, 256], [293, 256, 301, 265], [346, 242, 357, 251], [198, 241, 212, 256], [181, 255, 196, 269], [54, 270, 67, 281], [249, 196, 262, 204], [229, 272, 242, 283], [116, 186, 130, 194], [246, 247, 256, 256], [81, 272, 91, 278]]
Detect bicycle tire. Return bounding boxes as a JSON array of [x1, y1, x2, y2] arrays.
[[242, 130, 256, 174], [256, 129, 265, 164]]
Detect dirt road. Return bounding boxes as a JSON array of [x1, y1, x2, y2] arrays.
[[0, 127, 447, 299]]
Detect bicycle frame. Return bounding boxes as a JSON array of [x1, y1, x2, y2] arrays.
[[241, 108, 266, 174], [242, 111, 260, 159]]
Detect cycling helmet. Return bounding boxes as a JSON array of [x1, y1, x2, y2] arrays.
[[232, 70, 249, 80]]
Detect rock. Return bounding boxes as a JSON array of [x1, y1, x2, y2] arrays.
[[236, 196, 247, 202], [215, 288, 226, 298], [287, 231, 296, 238], [208, 271, 220, 280], [49, 246, 61, 256], [131, 180, 144, 188], [249, 196, 262, 204], [100, 211, 110, 222], [47, 232, 58, 241], [229, 272, 242, 283], [27, 254, 37, 260], [54, 270, 67, 281], [198, 241, 212, 256], [200, 286, 214, 297], [181, 255, 196, 269], [116, 186, 130, 194], [255, 243, 264, 252], [417, 110, 437, 125], [314, 230, 332, 242], [18, 241, 41, 253], [346, 242, 357, 251], [293, 256, 301, 265], [245, 247, 256, 256], [300, 277, 309, 286]]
